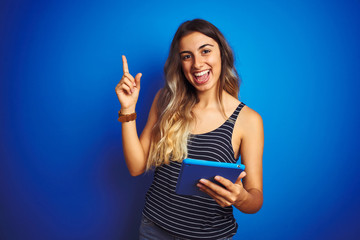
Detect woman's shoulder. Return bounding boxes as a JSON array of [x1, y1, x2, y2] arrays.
[[241, 104, 261, 118], [146, 89, 163, 120], [153, 87, 169, 105], [223, 93, 262, 125], [238, 104, 263, 132], [151, 89, 164, 107]]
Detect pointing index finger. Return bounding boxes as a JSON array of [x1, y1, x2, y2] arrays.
[[122, 55, 129, 74]]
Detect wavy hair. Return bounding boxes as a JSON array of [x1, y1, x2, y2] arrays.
[[146, 19, 240, 170]]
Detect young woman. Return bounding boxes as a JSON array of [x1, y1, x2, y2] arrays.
[[115, 19, 263, 240]]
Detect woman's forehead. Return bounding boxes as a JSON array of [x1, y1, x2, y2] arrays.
[[179, 32, 218, 52]]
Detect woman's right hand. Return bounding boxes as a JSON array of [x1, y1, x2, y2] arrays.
[[115, 55, 142, 114]]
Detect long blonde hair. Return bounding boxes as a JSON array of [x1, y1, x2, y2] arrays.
[[146, 19, 240, 170]]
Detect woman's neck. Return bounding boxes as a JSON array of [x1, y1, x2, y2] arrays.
[[195, 89, 231, 110], [195, 89, 219, 108]]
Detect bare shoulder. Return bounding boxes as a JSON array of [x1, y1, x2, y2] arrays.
[[231, 102, 263, 158], [153, 88, 162, 104], [240, 105, 263, 125], [149, 89, 163, 113], [140, 89, 162, 139], [238, 105, 263, 136]]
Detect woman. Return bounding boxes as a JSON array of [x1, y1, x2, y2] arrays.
[[115, 19, 263, 240]]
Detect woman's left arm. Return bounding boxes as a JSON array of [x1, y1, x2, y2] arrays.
[[197, 109, 264, 213]]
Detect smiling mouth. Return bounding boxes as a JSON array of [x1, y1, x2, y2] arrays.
[[193, 70, 210, 84]]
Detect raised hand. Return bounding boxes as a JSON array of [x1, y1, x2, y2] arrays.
[[115, 55, 142, 114]]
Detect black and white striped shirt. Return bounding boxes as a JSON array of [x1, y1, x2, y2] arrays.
[[142, 102, 245, 240]]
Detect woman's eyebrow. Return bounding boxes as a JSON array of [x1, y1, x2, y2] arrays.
[[198, 43, 214, 50], [180, 44, 214, 55]]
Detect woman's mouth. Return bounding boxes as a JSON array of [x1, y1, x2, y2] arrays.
[[193, 70, 210, 84]]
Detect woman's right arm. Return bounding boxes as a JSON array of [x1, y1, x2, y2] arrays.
[[115, 55, 159, 176]]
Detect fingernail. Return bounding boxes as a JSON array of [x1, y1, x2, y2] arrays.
[[199, 179, 206, 183], [215, 176, 221, 181], [133, 82, 136, 87]]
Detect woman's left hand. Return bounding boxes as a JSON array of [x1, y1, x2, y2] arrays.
[[197, 171, 247, 208]]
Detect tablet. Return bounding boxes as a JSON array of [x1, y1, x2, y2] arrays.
[[175, 158, 245, 198]]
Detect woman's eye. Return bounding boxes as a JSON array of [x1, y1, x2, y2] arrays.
[[202, 49, 211, 54], [182, 55, 191, 60]]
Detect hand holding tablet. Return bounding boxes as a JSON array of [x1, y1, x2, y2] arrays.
[[175, 158, 245, 198]]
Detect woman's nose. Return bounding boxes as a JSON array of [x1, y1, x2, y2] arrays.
[[193, 56, 204, 69]]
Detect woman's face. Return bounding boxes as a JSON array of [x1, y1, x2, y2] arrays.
[[179, 31, 221, 94]]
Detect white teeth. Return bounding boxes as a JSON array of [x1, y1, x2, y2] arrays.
[[194, 70, 209, 77]]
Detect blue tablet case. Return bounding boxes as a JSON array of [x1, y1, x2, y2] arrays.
[[175, 158, 245, 198]]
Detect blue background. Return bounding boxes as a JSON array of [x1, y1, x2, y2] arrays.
[[1, 0, 359, 239]]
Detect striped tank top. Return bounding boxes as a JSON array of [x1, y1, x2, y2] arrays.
[[142, 102, 246, 240]]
